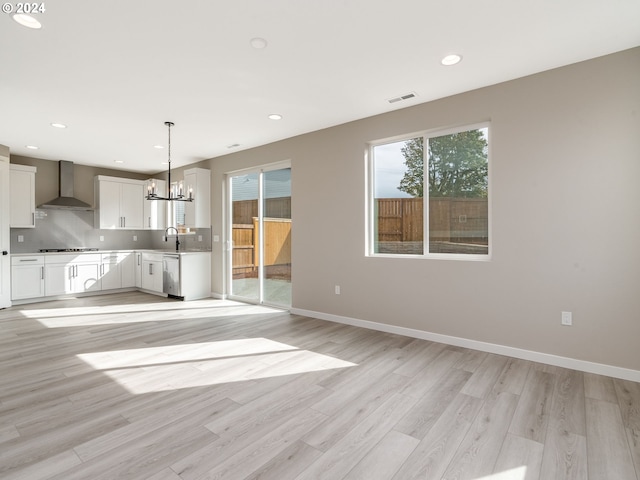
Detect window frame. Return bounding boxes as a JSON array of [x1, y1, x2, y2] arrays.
[[367, 122, 491, 261]]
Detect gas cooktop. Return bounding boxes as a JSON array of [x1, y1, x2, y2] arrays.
[[39, 248, 99, 253]]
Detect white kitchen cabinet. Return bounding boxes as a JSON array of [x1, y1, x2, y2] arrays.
[[183, 168, 210, 228], [141, 252, 163, 293], [100, 252, 120, 291], [94, 176, 144, 229], [143, 178, 167, 230], [45, 254, 101, 296], [100, 251, 136, 290], [180, 252, 211, 300], [120, 252, 136, 288], [134, 252, 143, 288], [11, 255, 44, 300], [9, 164, 37, 228]]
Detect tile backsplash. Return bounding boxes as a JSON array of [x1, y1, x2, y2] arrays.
[[10, 209, 211, 253]]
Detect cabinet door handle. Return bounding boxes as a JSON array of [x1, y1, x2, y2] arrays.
[[32, 212, 35, 226], [148, 217, 151, 228], [149, 263, 153, 275], [20, 258, 38, 262], [41, 266, 44, 280], [137, 255, 141, 266]]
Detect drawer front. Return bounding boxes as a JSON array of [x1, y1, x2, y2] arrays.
[[12, 255, 44, 265], [45, 253, 102, 264], [142, 252, 164, 263], [101, 253, 120, 263]]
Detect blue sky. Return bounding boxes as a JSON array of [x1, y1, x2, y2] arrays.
[[373, 140, 412, 198]]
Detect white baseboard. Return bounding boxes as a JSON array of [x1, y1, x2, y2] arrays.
[[290, 307, 640, 383], [210, 291, 227, 300]]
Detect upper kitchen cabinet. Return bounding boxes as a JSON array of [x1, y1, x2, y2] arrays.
[[94, 176, 144, 230], [143, 178, 167, 230], [9, 164, 37, 228], [183, 168, 210, 229]]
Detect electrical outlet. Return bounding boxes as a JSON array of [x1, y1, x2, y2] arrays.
[[335, 285, 341, 295], [99, 236, 104, 242], [17, 235, 24, 243], [198, 235, 203, 242], [213, 235, 220, 242], [133, 235, 137, 241], [561, 311, 572, 326]]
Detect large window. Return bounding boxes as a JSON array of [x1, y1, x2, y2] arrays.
[[370, 124, 489, 258]]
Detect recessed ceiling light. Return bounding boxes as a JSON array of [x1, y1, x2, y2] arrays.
[[268, 114, 283, 120], [114, 160, 124, 164], [154, 145, 164, 149], [161, 162, 168, 166], [25, 145, 38, 150], [13, 14, 42, 29], [250, 37, 268, 49], [441, 54, 462, 66], [51, 123, 67, 129]]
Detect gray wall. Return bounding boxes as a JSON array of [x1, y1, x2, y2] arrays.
[[9, 156, 150, 207], [205, 48, 640, 371]]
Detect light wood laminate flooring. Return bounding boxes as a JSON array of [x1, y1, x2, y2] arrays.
[[0, 292, 638, 479]]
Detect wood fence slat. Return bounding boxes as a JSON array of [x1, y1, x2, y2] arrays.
[[232, 218, 292, 276], [376, 197, 488, 246]]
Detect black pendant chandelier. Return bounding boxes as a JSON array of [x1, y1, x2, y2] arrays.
[[146, 121, 194, 202]]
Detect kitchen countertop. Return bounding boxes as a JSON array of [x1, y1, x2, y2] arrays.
[[11, 250, 211, 256]]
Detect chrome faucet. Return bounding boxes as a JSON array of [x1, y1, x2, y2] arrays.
[[164, 227, 180, 252]]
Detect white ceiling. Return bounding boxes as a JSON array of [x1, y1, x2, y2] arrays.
[[1, 0, 639, 174]]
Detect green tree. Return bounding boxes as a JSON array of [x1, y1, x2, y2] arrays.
[[398, 130, 488, 198]]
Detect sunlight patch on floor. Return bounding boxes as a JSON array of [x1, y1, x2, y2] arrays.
[[26, 300, 280, 327], [474, 466, 527, 480], [77, 338, 356, 394]]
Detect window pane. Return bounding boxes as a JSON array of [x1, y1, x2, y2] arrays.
[[373, 138, 424, 255], [231, 173, 259, 301], [427, 128, 488, 255], [263, 168, 291, 307]]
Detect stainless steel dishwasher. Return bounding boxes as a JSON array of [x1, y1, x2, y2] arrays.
[[162, 254, 181, 298]]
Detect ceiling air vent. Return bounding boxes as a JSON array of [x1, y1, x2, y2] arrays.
[[387, 92, 417, 104]]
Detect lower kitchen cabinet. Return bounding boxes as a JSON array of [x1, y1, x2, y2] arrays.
[[141, 253, 163, 293], [100, 251, 136, 290], [11, 255, 44, 300], [134, 252, 143, 288], [44, 254, 101, 296], [11, 250, 211, 303], [180, 252, 211, 300], [121, 252, 136, 288]]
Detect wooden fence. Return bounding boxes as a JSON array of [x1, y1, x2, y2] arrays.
[[232, 217, 292, 278], [377, 197, 488, 252], [233, 197, 291, 224]]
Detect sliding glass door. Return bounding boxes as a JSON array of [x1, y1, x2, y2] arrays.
[[228, 164, 291, 307]]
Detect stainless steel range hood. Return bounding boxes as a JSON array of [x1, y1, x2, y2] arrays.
[[38, 160, 93, 211]]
